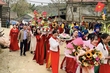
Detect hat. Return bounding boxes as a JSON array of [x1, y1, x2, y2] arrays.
[[83, 30, 88, 35], [74, 26, 79, 30]]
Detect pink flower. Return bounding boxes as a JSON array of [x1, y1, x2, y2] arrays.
[[66, 43, 74, 49], [72, 49, 75, 52], [72, 37, 83, 46], [96, 57, 100, 61]]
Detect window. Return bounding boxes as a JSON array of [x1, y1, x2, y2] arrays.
[[73, 7, 77, 12]]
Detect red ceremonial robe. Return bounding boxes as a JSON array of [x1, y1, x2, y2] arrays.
[[99, 64, 110, 73], [33, 34, 44, 65], [46, 34, 52, 68], [58, 27, 64, 34], [49, 36, 60, 73], [99, 45, 110, 73], [42, 35, 46, 60], [9, 28, 19, 51], [60, 40, 78, 73], [60, 57, 78, 73], [51, 50, 59, 73], [45, 34, 52, 62]]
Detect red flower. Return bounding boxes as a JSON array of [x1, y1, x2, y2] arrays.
[[42, 28, 44, 30], [46, 28, 49, 31]]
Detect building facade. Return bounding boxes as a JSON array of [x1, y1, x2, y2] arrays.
[[66, 0, 107, 22]]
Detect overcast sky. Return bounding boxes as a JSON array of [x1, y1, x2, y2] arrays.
[[27, 0, 52, 5]]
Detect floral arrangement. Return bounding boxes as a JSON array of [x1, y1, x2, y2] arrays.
[[65, 37, 84, 58], [66, 38, 84, 57], [41, 20, 49, 26], [70, 43, 82, 56], [52, 22, 58, 28], [66, 37, 103, 67], [59, 33, 71, 40], [40, 26, 50, 33], [78, 48, 102, 67]]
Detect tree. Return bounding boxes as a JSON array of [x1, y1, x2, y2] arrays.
[[3, 0, 18, 6], [29, 3, 37, 11], [11, 0, 31, 17]]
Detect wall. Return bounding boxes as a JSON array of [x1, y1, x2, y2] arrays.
[[66, 3, 102, 22]]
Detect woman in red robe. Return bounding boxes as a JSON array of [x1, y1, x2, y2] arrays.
[[33, 28, 45, 65], [45, 31, 53, 69], [49, 29, 60, 73], [97, 33, 110, 73], [60, 30, 79, 73], [9, 25, 19, 51]]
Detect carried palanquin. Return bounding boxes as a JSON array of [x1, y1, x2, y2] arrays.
[[40, 26, 50, 34], [31, 10, 52, 33], [58, 33, 72, 41]]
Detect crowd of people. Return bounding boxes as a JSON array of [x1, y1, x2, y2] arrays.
[[8, 20, 110, 73]]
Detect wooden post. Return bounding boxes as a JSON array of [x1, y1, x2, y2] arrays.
[[0, 6, 2, 29]]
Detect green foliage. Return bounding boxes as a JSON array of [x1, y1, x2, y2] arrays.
[[29, 3, 37, 11], [10, 0, 33, 17]]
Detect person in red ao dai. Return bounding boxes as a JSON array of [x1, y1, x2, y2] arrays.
[[49, 29, 60, 73], [9, 24, 19, 51]]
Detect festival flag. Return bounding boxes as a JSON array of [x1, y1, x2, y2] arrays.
[[95, 2, 105, 12]]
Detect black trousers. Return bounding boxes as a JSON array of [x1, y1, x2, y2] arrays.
[[27, 41, 30, 51], [20, 39, 27, 55]]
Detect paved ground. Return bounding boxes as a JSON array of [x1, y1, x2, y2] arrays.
[[0, 27, 66, 73]]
